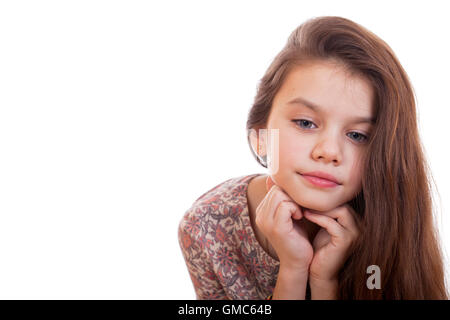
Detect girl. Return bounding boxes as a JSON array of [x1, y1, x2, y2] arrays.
[[178, 16, 449, 299]]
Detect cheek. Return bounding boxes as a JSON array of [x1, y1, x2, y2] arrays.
[[347, 157, 364, 188], [278, 130, 308, 164]]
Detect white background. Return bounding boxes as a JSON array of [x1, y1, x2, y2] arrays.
[[0, 0, 448, 299]]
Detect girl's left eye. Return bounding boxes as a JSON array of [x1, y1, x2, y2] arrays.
[[347, 132, 368, 143], [292, 119, 368, 143], [294, 119, 316, 129]]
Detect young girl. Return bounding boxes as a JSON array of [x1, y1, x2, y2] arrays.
[[178, 16, 449, 299]]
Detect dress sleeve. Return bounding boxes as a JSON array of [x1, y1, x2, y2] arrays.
[[178, 215, 229, 300]]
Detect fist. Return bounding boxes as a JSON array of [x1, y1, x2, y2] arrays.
[[255, 176, 313, 272]]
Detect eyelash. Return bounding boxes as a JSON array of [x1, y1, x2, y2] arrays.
[[292, 119, 369, 143]]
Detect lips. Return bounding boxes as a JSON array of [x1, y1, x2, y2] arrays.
[[298, 171, 342, 189], [300, 171, 341, 185]]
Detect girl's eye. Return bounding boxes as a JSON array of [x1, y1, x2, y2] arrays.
[[293, 119, 316, 129], [292, 119, 369, 143], [347, 132, 368, 143]]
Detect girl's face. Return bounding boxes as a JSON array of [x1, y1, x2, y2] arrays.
[[264, 60, 375, 212]]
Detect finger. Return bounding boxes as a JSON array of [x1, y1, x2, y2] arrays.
[[266, 176, 291, 218], [263, 177, 283, 212], [308, 206, 358, 235], [263, 183, 280, 221], [263, 176, 279, 215], [303, 211, 345, 240], [263, 177, 303, 222], [266, 175, 278, 191], [255, 191, 274, 225], [257, 177, 281, 224], [269, 186, 303, 221], [266, 175, 275, 192], [341, 205, 360, 236], [273, 201, 301, 231], [284, 201, 303, 220]]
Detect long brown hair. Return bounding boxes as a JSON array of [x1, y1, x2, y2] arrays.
[[246, 16, 448, 299]]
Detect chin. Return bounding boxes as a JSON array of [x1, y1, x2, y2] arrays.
[[297, 200, 337, 213], [302, 205, 330, 213]]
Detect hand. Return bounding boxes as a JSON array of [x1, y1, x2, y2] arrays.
[[303, 204, 360, 282], [255, 176, 313, 272]]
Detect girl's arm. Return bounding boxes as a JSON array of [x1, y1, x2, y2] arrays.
[[178, 220, 229, 300], [309, 278, 338, 300], [272, 264, 309, 300]]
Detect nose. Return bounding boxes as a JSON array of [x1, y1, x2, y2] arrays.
[[311, 134, 342, 164]]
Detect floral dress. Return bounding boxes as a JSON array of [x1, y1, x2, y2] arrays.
[[177, 173, 281, 299]]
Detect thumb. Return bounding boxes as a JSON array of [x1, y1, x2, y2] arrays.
[[266, 175, 275, 192]]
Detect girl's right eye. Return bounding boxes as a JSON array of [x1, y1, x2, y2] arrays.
[[292, 119, 316, 129]]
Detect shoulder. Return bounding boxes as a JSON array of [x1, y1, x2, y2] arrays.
[[178, 174, 262, 248], [183, 173, 261, 220]]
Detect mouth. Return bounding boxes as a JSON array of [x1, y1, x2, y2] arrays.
[[298, 172, 341, 188]]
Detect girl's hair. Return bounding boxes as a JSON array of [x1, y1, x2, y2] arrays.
[[246, 16, 449, 299]]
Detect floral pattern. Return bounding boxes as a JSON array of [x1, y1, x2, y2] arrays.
[[178, 173, 280, 299]]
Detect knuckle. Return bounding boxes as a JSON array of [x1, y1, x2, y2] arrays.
[[271, 186, 287, 200], [278, 200, 292, 211], [272, 185, 281, 191], [277, 200, 288, 209]]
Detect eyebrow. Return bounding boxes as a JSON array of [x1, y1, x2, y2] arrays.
[[287, 96, 375, 125]]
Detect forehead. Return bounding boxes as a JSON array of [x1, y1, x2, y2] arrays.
[[273, 61, 375, 118]]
